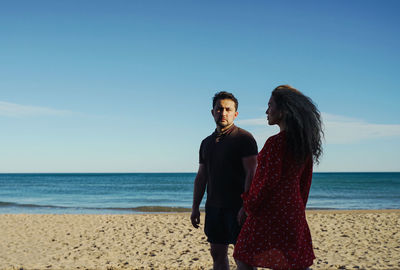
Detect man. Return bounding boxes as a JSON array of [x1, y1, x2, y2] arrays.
[[191, 91, 258, 270]]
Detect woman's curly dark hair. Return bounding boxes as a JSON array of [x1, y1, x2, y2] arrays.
[[272, 85, 324, 164]]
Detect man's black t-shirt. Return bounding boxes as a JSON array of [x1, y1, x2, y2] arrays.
[[199, 125, 258, 208]]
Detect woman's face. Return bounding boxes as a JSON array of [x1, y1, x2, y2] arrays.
[[266, 96, 282, 126]]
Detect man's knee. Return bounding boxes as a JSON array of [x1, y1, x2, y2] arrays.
[[210, 244, 228, 261]]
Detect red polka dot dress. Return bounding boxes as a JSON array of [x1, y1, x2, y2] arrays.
[[233, 131, 315, 270]]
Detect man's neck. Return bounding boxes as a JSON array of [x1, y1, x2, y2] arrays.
[[216, 123, 234, 133]]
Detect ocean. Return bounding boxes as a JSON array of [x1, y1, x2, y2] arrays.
[[0, 173, 399, 214]]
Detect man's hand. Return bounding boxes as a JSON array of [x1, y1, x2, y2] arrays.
[[191, 208, 201, 228], [237, 207, 247, 226], [191, 164, 206, 229]]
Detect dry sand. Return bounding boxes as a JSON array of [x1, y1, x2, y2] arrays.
[[0, 210, 399, 270]]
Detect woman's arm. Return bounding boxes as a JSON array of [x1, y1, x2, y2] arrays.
[[242, 136, 284, 215], [299, 158, 313, 207]]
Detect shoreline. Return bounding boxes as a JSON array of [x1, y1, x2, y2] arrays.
[[1, 210, 399, 269], [1, 208, 400, 215], [307, 208, 400, 213]]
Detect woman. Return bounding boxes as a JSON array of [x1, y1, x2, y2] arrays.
[[233, 85, 323, 270]]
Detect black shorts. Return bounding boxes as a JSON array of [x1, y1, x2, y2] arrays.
[[204, 206, 241, 245]]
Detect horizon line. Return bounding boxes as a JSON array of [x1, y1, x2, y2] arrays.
[[0, 171, 399, 174]]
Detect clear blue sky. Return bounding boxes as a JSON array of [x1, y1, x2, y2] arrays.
[[1, 0, 399, 172]]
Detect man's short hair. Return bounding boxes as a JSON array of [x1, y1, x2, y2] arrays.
[[212, 91, 238, 111]]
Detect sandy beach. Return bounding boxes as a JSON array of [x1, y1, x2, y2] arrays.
[[0, 210, 399, 270]]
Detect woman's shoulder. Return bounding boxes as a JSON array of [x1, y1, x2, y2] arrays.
[[260, 131, 285, 153], [266, 131, 285, 144]]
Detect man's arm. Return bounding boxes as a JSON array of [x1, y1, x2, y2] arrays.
[[237, 155, 257, 225], [191, 164, 207, 228]]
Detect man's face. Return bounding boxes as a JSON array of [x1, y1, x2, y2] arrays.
[[212, 99, 238, 128]]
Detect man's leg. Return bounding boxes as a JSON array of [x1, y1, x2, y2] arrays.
[[210, 243, 230, 270]]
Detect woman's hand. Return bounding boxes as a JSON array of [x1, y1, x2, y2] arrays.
[[237, 207, 248, 226]]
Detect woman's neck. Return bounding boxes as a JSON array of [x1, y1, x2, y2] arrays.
[[278, 122, 286, 132]]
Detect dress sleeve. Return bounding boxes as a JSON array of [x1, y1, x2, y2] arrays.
[[300, 157, 313, 207], [242, 135, 284, 215]]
